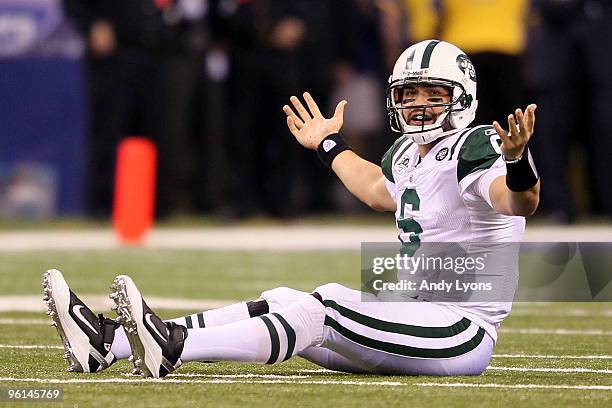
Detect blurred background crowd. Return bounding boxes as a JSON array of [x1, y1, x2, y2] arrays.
[[1, 0, 611, 224]]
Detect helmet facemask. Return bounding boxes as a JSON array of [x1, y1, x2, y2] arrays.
[[387, 77, 471, 144]]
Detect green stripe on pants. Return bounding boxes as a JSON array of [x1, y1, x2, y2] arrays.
[[197, 312, 205, 328], [323, 299, 471, 338], [260, 315, 280, 364], [324, 316, 485, 358], [272, 313, 296, 361]]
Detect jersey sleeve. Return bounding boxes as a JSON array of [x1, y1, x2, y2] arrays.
[[466, 160, 506, 207], [380, 135, 409, 184], [457, 126, 503, 197]]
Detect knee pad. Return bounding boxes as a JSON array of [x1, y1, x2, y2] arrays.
[[313, 283, 348, 300], [260, 287, 308, 312]]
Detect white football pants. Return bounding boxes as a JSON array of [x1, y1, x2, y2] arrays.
[[262, 284, 494, 376]]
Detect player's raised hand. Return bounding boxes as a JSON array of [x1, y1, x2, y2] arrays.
[[493, 104, 537, 160], [283, 92, 347, 150]]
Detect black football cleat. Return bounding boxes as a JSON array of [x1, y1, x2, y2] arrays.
[[42, 269, 119, 373], [110, 275, 188, 378]]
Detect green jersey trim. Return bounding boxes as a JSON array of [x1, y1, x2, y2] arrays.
[[381, 135, 411, 183], [457, 125, 501, 183]]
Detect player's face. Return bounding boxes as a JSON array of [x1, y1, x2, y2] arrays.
[[396, 85, 452, 126]]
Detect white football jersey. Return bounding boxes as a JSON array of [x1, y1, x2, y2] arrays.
[[381, 125, 525, 341]]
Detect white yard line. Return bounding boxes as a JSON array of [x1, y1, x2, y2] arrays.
[[0, 377, 610, 390], [493, 354, 612, 360], [510, 310, 612, 317], [4, 344, 612, 362], [160, 373, 311, 379], [500, 328, 612, 336], [0, 318, 49, 325], [0, 377, 402, 386], [0, 296, 234, 312], [487, 366, 612, 374], [0, 227, 395, 251], [0, 344, 62, 349], [2, 296, 610, 317], [0, 226, 611, 251], [416, 382, 612, 391]]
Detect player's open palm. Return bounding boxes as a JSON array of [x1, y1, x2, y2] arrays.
[[283, 92, 347, 150], [493, 104, 537, 160]]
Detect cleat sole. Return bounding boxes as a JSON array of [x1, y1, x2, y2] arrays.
[[110, 276, 154, 378], [42, 270, 85, 373]]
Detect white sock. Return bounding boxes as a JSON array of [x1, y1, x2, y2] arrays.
[[110, 326, 131, 360], [180, 295, 326, 364], [110, 302, 253, 360], [168, 302, 251, 329]]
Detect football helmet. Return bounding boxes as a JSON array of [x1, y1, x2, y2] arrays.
[[386, 40, 478, 144]]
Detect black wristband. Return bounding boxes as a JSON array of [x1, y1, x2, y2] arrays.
[[505, 147, 539, 192], [317, 134, 351, 169]]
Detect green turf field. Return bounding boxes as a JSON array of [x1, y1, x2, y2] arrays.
[[1, 250, 610, 407]]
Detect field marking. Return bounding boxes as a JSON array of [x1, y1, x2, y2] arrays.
[[1, 377, 611, 391], [0, 377, 402, 386], [163, 373, 312, 379], [416, 382, 612, 391], [500, 328, 612, 336], [3, 226, 610, 252], [4, 341, 612, 360], [4, 314, 611, 337], [510, 309, 612, 317], [0, 318, 50, 325], [1, 226, 612, 251], [0, 344, 62, 350], [0, 296, 234, 312], [3, 296, 611, 316], [487, 366, 612, 374], [493, 354, 612, 360]]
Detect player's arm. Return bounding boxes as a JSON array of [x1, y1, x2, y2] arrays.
[[489, 104, 540, 217], [331, 151, 395, 211], [283, 92, 395, 212]]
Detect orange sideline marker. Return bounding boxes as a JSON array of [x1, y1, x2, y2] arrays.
[[113, 137, 157, 244]]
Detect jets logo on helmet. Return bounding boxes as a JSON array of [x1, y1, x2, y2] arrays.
[[456, 54, 476, 82], [387, 40, 479, 144]]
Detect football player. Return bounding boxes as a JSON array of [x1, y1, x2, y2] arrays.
[[43, 40, 539, 377]]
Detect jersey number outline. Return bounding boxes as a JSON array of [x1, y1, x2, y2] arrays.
[[397, 188, 422, 256], [486, 129, 503, 155]]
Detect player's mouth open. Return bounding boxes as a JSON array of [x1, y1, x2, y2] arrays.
[[408, 113, 435, 125]]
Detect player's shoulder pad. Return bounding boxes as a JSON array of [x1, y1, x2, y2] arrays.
[[381, 135, 412, 183], [456, 125, 501, 183]]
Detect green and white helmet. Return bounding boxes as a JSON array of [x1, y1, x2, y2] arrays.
[[387, 40, 478, 144]]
